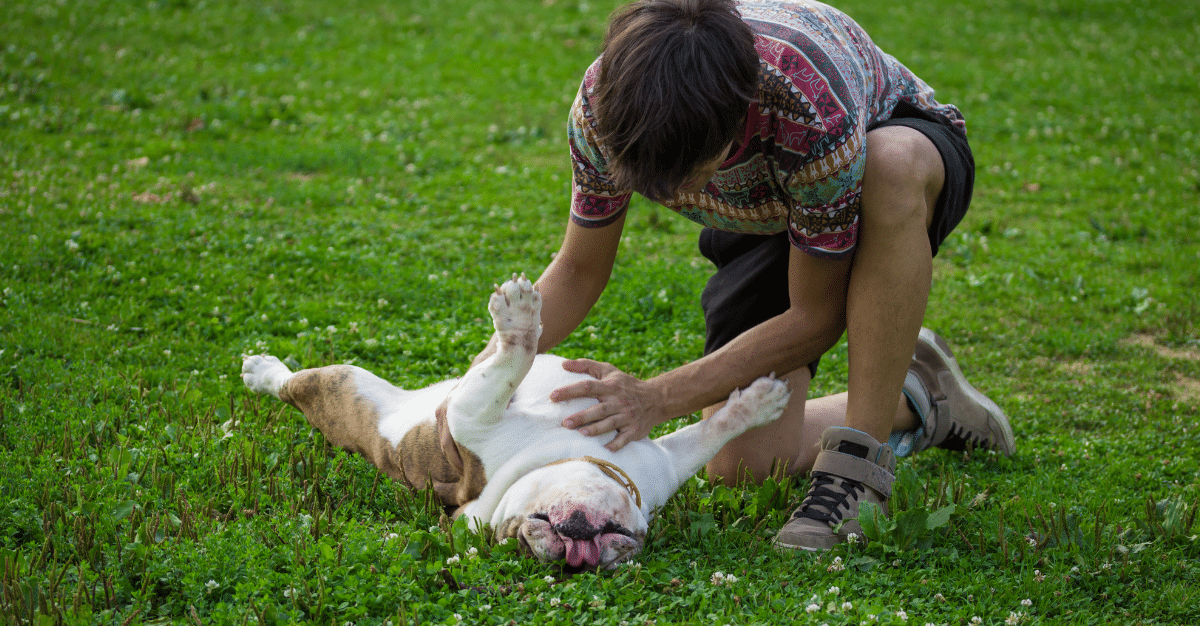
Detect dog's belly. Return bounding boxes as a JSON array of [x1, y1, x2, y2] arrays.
[[503, 355, 599, 425], [374, 355, 599, 458]]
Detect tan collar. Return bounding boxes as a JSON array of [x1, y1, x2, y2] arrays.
[[544, 456, 642, 509]]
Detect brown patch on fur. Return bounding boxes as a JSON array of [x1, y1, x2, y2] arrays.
[[280, 365, 486, 508]]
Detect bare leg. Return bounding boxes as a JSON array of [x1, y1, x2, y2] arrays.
[[704, 366, 919, 485], [843, 125, 943, 444]]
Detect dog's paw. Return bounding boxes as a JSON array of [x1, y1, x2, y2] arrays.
[[241, 354, 293, 398], [718, 375, 791, 431], [488, 273, 541, 335]]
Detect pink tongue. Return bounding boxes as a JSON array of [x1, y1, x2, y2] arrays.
[[564, 537, 601, 568]]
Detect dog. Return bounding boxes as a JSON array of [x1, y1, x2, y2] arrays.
[[241, 274, 789, 570]]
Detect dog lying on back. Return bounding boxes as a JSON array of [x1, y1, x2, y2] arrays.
[[242, 275, 789, 570]]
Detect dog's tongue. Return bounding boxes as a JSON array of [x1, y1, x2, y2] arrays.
[[563, 537, 601, 568]]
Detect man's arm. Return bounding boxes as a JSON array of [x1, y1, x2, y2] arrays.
[[556, 245, 851, 450], [469, 213, 626, 367]]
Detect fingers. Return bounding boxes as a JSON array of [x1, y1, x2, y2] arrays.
[[550, 379, 604, 404], [560, 358, 619, 376], [560, 402, 611, 430], [604, 428, 638, 452]]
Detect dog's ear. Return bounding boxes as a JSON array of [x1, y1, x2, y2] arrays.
[[493, 514, 524, 541]]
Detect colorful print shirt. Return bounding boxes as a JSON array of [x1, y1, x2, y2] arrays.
[[568, 0, 966, 258]]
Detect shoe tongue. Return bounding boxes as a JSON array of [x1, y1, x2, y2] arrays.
[[837, 440, 870, 459]]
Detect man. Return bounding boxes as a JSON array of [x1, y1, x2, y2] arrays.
[[490, 0, 1014, 550]]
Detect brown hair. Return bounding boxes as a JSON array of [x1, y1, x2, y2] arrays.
[[592, 0, 758, 201]]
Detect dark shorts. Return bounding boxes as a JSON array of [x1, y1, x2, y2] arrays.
[[698, 101, 975, 376]]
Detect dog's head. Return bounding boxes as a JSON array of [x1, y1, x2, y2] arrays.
[[493, 460, 647, 571]]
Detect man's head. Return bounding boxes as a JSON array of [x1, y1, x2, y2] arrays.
[[592, 0, 758, 201]]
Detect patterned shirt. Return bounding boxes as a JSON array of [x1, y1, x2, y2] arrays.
[[568, 0, 966, 258]]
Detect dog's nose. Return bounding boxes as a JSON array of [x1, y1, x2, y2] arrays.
[[554, 510, 600, 540]]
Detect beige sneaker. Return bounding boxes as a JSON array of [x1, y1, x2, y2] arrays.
[[774, 427, 895, 551], [892, 328, 1015, 457]]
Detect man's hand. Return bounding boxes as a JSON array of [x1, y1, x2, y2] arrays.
[[551, 359, 668, 452]]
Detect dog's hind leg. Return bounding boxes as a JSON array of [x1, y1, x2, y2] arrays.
[[242, 355, 408, 480], [444, 275, 542, 431]]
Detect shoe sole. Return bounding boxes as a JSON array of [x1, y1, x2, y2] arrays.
[[917, 328, 1016, 455]]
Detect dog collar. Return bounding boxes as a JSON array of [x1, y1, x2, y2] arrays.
[[544, 456, 643, 509]]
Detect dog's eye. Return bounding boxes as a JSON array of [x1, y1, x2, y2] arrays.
[[529, 513, 550, 522]]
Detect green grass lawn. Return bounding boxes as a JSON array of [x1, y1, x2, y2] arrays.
[[2, 0, 1198, 623]]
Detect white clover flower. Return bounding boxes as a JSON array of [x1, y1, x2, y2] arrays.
[[828, 586, 840, 595], [543, 575, 555, 584], [453, 614, 463, 624], [1005, 612, 1024, 625], [827, 556, 845, 572], [384, 533, 399, 541], [66, 239, 80, 252], [445, 555, 460, 565], [550, 597, 561, 607], [806, 604, 820, 614], [1021, 598, 1032, 607], [934, 593, 946, 602], [205, 580, 219, 593], [842, 602, 853, 611], [710, 571, 737, 586], [971, 618, 983, 625], [896, 609, 908, 621], [466, 547, 478, 558]]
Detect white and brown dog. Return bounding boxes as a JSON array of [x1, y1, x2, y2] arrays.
[[242, 275, 789, 570]]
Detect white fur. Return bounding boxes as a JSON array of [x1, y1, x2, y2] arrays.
[[243, 275, 790, 569]]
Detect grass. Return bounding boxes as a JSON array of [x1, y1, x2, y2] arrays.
[[1, 0, 1199, 623]]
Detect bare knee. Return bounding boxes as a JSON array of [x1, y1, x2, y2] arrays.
[[863, 126, 944, 230]]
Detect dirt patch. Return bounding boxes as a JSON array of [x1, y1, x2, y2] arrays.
[[1175, 374, 1200, 403], [1122, 333, 1200, 361], [1123, 334, 1200, 403]]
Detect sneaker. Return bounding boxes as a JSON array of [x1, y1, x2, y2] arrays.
[[895, 327, 1015, 456], [774, 427, 895, 551]]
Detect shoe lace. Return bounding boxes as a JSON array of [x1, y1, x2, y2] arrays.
[[792, 471, 864, 525]]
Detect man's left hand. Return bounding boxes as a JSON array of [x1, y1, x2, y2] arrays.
[[551, 359, 667, 452]]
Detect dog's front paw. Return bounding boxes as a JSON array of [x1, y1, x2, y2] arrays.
[[241, 354, 293, 398], [718, 375, 791, 432], [488, 273, 541, 335]]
